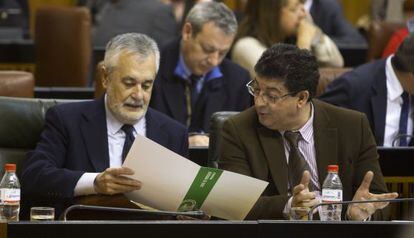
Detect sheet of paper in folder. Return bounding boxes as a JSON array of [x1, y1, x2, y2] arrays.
[[122, 134, 268, 220]]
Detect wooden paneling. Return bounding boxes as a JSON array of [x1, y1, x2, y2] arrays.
[[28, 0, 77, 38]]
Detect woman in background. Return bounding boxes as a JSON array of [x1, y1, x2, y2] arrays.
[[232, 0, 343, 78]]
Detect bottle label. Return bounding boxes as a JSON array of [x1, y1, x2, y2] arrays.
[[322, 189, 342, 202], [0, 188, 20, 203]]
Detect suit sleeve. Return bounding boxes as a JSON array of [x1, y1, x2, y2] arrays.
[[21, 107, 84, 203], [179, 128, 190, 159], [318, 72, 356, 108], [218, 118, 289, 220], [353, 114, 390, 220]]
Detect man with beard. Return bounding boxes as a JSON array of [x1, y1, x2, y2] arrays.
[[21, 33, 188, 218], [219, 43, 398, 220]]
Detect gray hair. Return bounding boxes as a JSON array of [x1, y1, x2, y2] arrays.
[[185, 2, 237, 36], [104, 33, 160, 73]]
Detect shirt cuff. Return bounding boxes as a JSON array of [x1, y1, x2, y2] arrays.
[[74, 172, 99, 196], [283, 196, 294, 219]]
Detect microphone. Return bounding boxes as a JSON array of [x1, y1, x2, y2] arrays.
[[307, 197, 414, 220], [62, 204, 206, 221]]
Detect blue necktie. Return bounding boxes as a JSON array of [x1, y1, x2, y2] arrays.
[[121, 124, 135, 162], [189, 74, 202, 107], [398, 92, 410, 146]]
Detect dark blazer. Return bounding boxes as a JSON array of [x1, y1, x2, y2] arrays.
[[93, 0, 178, 48], [218, 100, 388, 220], [150, 39, 252, 132], [21, 97, 188, 217], [310, 0, 366, 45], [319, 59, 387, 146]]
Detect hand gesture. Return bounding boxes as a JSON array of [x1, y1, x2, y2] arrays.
[[292, 171, 318, 208], [347, 171, 398, 221], [94, 167, 142, 195]]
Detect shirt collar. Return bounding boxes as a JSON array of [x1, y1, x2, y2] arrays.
[[174, 53, 223, 82], [280, 103, 314, 143], [304, 0, 313, 13], [104, 94, 145, 135], [386, 55, 405, 101]]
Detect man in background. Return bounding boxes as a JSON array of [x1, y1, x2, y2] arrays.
[[150, 1, 251, 147]]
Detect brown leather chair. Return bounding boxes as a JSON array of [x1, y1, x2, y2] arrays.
[[367, 20, 406, 61], [35, 6, 91, 87], [316, 67, 352, 97], [0, 71, 34, 97]]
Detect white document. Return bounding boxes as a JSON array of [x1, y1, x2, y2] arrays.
[[123, 134, 268, 220]]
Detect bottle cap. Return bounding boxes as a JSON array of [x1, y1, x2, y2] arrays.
[[327, 165, 338, 172], [4, 163, 16, 172]]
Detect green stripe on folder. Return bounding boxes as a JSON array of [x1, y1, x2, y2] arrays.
[[178, 167, 223, 211]]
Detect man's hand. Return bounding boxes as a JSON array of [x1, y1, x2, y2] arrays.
[[189, 134, 209, 147], [94, 167, 142, 195], [292, 171, 319, 208], [347, 171, 398, 221]]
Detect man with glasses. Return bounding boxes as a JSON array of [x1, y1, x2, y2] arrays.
[[219, 43, 397, 220], [150, 2, 251, 147]]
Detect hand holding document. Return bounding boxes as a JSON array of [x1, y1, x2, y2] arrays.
[[122, 134, 268, 220]]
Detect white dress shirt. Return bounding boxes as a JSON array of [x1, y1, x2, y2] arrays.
[[74, 96, 146, 196], [383, 56, 413, 147]]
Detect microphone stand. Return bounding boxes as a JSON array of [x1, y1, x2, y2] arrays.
[[307, 197, 414, 220]]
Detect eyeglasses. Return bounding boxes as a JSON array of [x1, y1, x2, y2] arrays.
[[246, 80, 297, 104]]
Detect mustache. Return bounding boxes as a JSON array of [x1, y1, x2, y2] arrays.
[[123, 98, 144, 107]]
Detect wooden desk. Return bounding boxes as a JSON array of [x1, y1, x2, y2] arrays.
[[6, 221, 414, 238]]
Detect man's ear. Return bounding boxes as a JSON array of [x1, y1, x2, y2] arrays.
[[297, 91, 310, 108], [182, 22, 193, 41], [101, 64, 109, 89]]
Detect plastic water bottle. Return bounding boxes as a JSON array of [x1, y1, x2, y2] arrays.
[[0, 164, 21, 221], [320, 165, 342, 221]]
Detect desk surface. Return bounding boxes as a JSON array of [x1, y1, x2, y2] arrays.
[[6, 220, 414, 238]]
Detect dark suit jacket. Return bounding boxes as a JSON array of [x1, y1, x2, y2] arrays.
[[21, 97, 188, 217], [150, 39, 252, 132], [319, 59, 387, 146], [310, 0, 366, 46], [218, 100, 388, 220], [93, 0, 178, 48]]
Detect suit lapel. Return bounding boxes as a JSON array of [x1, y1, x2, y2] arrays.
[[370, 67, 387, 145], [193, 77, 226, 125], [257, 125, 289, 195], [161, 74, 186, 123], [80, 97, 110, 172], [160, 40, 186, 124], [313, 100, 338, 183], [146, 109, 169, 147]]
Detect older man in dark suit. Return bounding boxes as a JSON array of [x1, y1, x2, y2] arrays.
[[218, 43, 398, 220], [21, 33, 188, 218], [150, 2, 251, 147]]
